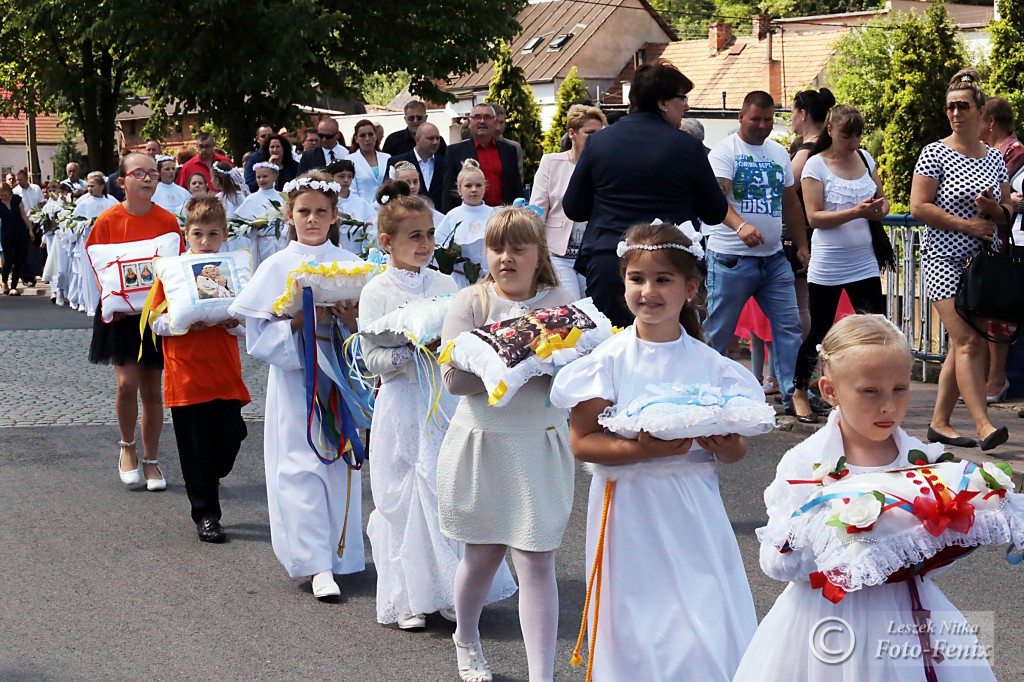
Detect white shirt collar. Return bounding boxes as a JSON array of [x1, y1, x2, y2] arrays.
[[414, 148, 434, 165]]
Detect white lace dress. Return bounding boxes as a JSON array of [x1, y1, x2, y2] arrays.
[[359, 267, 517, 622], [733, 410, 997, 682], [550, 326, 760, 682]]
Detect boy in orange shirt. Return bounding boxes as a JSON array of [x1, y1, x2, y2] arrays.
[[150, 195, 250, 542]]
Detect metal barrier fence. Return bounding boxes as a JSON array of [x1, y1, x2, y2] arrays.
[[882, 215, 947, 362]]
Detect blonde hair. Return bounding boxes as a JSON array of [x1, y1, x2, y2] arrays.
[[566, 105, 607, 131], [185, 193, 227, 228], [285, 170, 340, 246], [457, 158, 486, 187], [818, 314, 911, 373], [472, 207, 559, 299]]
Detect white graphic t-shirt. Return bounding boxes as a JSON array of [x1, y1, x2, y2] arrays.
[[705, 133, 794, 257]]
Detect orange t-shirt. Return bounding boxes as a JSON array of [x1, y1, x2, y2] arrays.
[[151, 281, 252, 408], [85, 202, 184, 249]]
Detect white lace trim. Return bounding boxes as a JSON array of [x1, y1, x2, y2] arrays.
[[757, 494, 1024, 592], [823, 172, 877, 208], [598, 392, 776, 440], [386, 265, 433, 294]]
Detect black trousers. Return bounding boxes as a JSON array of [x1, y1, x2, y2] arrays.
[[170, 399, 247, 523], [1, 238, 27, 289], [579, 250, 633, 327], [794, 276, 885, 390]]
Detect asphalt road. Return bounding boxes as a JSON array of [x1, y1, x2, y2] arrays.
[[1, 295, 1021, 681]]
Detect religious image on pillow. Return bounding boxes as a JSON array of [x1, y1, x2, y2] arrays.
[[120, 259, 154, 292], [189, 259, 239, 302], [470, 303, 599, 368]]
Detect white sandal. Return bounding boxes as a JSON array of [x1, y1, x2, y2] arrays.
[[453, 635, 492, 682], [117, 440, 141, 486], [141, 458, 166, 491]]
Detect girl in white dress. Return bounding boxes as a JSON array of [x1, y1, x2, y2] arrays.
[[233, 162, 286, 269], [733, 315, 996, 682], [73, 172, 119, 315], [436, 160, 496, 290], [328, 159, 377, 256], [392, 161, 446, 228], [151, 156, 191, 218], [359, 181, 516, 631], [210, 161, 248, 220], [550, 222, 758, 682], [228, 171, 365, 600]]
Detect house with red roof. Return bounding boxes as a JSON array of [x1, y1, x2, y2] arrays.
[[0, 112, 66, 183]]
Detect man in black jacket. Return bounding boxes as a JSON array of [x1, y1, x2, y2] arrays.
[[381, 100, 448, 157], [441, 103, 521, 213], [297, 118, 345, 174], [385, 122, 445, 208]]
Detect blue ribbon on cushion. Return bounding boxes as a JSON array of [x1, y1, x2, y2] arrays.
[[624, 384, 737, 417]]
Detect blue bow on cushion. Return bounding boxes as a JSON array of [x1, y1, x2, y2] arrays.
[[624, 384, 735, 417]]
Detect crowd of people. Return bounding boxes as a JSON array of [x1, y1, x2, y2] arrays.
[[0, 60, 1021, 682]]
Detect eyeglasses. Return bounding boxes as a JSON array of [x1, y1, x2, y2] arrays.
[[406, 115, 425, 122], [318, 132, 338, 139], [945, 101, 972, 112], [126, 169, 160, 181], [470, 114, 495, 121], [673, 94, 689, 103]]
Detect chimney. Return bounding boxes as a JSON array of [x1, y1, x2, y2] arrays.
[[709, 22, 732, 52], [753, 14, 771, 40]]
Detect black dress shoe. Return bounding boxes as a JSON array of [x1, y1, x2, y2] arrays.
[[784, 404, 820, 424], [197, 516, 227, 543], [980, 426, 1009, 452], [926, 427, 977, 449], [808, 394, 833, 415]]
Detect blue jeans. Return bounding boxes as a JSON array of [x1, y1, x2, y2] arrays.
[[703, 249, 802, 404]]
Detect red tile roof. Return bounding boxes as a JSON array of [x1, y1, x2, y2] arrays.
[[0, 112, 64, 145]]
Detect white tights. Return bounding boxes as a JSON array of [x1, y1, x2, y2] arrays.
[[453, 543, 559, 682]]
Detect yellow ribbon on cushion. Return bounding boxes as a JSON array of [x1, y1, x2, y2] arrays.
[[487, 380, 508, 406], [137, 285, 169, 361], [272, 261, 375, 316], [437, 340, 455, 365]]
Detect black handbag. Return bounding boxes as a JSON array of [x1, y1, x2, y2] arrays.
[[955, 232, 1024, 343], [856, 150, 896, 272]]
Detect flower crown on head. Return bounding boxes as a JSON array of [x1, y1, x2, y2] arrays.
[[253, 162, 280, 172], [154, 155, 174, 164], [212, 164, 234, 177], [282, 177, 341, 195], [616, 219, 704, 260]]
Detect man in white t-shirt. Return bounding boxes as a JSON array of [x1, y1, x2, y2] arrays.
[[13, 168, 44, 209], [704, 90, 809, 415]]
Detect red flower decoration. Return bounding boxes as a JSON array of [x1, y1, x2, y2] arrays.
[[912, 490, 977, 537], [809, 571, 848, 604]]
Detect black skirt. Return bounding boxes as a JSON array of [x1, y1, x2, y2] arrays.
[[88, 305, 163, 367]]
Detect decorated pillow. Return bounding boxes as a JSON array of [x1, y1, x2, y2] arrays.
[[767, 456, 1024, 602], [599, 383, 776, 439], [439, 297, 613, 407], [88, 232, 182, 322], [151, 250, 252, 335], [358, 295, 455, 348], [272, 260, 374, 317]]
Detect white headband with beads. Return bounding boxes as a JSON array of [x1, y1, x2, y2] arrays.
[[154, 155, 174, 164], [212, 164, 234, 177], [282, 177, 341, 194], [616, 219, 704, 260], [253, 162, 280, 172]]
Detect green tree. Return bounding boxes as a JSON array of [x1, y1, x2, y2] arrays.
[[139, 99, 173, 144], [877, 2, 965, 205], [989, 0, 1024, 125], [0, 0, 139, 172], [542, 67, 590, 154], [487, 42, 543, 183], [127, 0, 527, 163], [828, 15, 900, 133], [361, 71, 413, 107]]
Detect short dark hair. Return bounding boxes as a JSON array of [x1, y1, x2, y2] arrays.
[[195, 131, 214, 144], [985, 96, 1015, 132], [404, 100, 427, 114], [628, 62, 693, 115], [741, 91, 775, 112], [326, 159, 355, 175]]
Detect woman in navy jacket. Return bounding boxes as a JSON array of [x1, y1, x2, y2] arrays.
[[563, 63, 728, 325]]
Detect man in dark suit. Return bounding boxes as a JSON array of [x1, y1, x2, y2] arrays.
[[381, 100, 448, 157], [297, 118, 346, 174], [441, 103, 522, 213], [243, 124, 275, 192], [385, 122, 445, 208]]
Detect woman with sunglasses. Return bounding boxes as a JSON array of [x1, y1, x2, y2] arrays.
[[346, 119, 391, 206], [910, 68, 1015, 451], [86, 153, 185, 490]]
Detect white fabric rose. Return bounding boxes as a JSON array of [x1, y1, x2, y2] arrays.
[[967, 462, 1015, 493], [811, 455, 842, 483], [834, 495, 883, 529]]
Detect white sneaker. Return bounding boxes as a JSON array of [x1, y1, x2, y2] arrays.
[[398, 613, 427, 630], [311, 571, 340, 598], [439, 608, 457, 623]]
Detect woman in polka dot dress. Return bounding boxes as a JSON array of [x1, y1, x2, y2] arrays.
[[910, 68, 1015, 452]]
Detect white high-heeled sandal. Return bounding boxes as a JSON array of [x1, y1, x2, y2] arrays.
[[141, 458, 166, 491], [117, 440, 141, 486], [452, 635, 492, 682]]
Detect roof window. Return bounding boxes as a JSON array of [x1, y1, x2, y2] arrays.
[[548, 33, 574, 51], [522, 36, 545, 53]]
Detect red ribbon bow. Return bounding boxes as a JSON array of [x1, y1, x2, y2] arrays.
[[912, 490, 976, 537], [809, 571, 848, 604]]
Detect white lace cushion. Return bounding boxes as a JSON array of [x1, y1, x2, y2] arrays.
[[154, 250, 253, 335], [359, 294, 455, 348], [445, 297, 613, 407], [761, 461, 1024, 592], [273, 260, 374, 317], [87, 232, 183, 323]]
